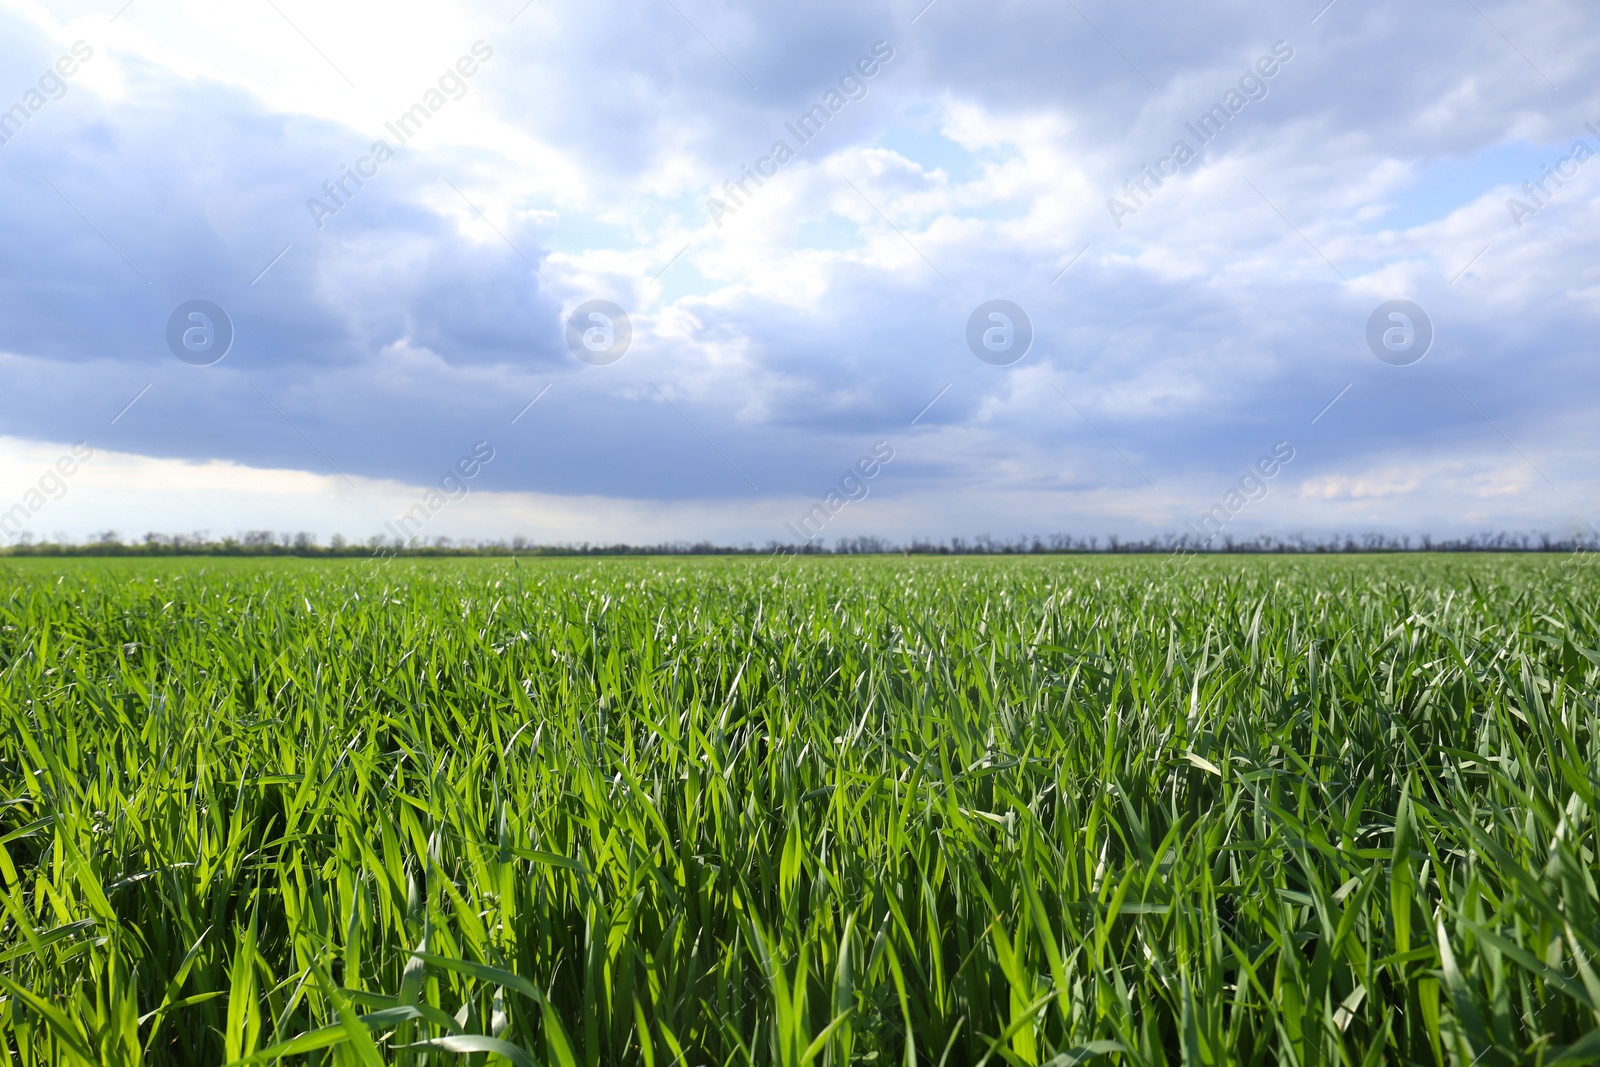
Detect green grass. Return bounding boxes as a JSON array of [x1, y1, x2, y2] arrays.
[[1, 553, 1599, 1065]]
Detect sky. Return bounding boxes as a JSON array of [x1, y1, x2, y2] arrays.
[[0, 0, 1596, 548]]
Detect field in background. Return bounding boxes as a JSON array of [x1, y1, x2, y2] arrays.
[[1, 554, 1598, 1065]]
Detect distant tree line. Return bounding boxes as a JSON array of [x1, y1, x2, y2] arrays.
[[1, 528, 1596, 558]]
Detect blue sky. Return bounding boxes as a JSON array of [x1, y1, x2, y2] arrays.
[[0, 0, 1596, 547]]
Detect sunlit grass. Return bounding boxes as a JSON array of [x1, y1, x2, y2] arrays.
[[1, 553, 1598, 1065]]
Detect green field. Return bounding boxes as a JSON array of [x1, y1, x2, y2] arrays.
[[2, 554, 1599, 1065]]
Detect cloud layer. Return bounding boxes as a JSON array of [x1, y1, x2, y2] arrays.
[[1, 0, 1597, 545]]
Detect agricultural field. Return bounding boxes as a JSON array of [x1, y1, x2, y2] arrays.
[[1, 553, 1599, 1065]]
